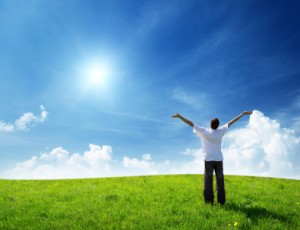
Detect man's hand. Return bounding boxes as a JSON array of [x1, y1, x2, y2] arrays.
[[243, 111, 253, 115], [228, 111, 253, 128], [172, 113, 181, 118], [171, 113, 193, 127]]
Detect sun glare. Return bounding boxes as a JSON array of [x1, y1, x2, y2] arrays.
[[88, 66, 106, 85], [85, 63, 111, 89], [78, 56, 116, 95]]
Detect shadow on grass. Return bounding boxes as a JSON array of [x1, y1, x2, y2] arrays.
[[225, 202, 291, 225]]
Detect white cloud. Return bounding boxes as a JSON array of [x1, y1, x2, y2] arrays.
[[1, 110, 299, 179], [182, 148, 202, 158], [170, 148, 204, 175], [40, 147, 69, 160], [223, 110, 300, 179], [123, 155, 154, 171], [0, 105, 48, 132], [2, 144, 113, 179], [83, 144, 112, 165], [122, 154, 171, 176], [142, 153, 152, 161], [1, 148, 172, 179], [0, 121, 14, 132]]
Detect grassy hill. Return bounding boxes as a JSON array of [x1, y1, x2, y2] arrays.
[[0, 175, 299, 229]]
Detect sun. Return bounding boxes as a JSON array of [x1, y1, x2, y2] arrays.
[[85, 64, 110, 89], [87, 66, 106, 85], [78, 56, 116, 94]]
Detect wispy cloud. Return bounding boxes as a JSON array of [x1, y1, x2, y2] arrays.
[[171, 87, 210, 111], [275, 93, 300, 133], [0, 105, 47, 132]]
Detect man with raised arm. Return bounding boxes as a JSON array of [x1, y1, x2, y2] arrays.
[[172, 111, 252, 205]]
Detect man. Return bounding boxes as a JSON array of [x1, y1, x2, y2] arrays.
[[172, 111, 252, 205]]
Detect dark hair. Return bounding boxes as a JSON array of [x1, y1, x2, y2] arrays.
[[210, 118, 220, 130]]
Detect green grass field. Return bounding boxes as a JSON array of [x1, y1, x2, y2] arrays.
[[0, 175, 299, 229]]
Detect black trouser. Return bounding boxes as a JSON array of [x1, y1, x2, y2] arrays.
[[204, 161, 226, 205]]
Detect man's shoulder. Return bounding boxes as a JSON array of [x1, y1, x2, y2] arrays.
[[218, 123, 228, 130], [217, 123, 229, 135], [193, 124, 208, 133]]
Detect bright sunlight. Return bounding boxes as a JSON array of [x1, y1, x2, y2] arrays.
[[87, 66, 108, 87], [77, 55, 117, 97], [86, 64, 110, 88]]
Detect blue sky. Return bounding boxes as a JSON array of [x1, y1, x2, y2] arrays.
[[1, 0, 300, 179]]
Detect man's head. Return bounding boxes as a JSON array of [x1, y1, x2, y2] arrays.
[[210, 118, 220, 130]]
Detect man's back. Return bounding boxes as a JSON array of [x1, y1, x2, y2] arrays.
[[193, 124, 228, 161]]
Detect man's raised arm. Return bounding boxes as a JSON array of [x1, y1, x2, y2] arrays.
[[172, 113, 194, 127], [228, 111, 252, 128]]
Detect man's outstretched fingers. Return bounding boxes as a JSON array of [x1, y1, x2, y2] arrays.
[[172, 113, 180, 118]]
